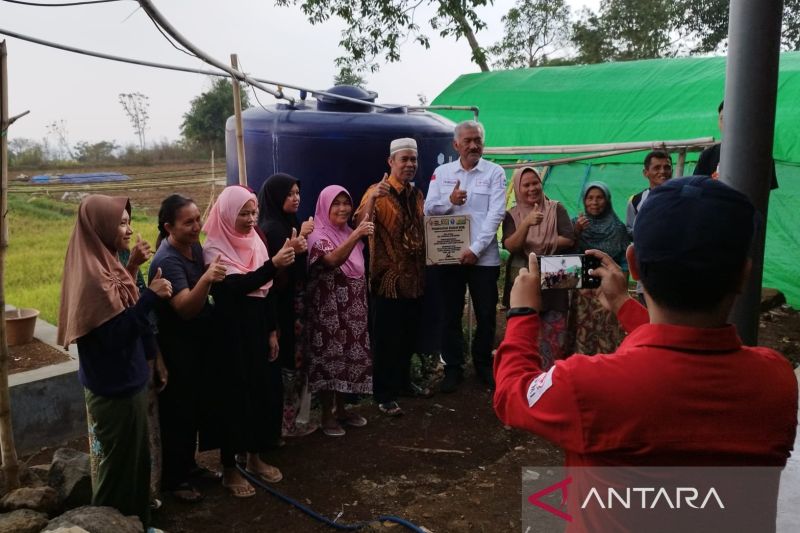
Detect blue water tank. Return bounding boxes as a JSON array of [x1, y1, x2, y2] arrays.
[[225, 85, 459, 219]]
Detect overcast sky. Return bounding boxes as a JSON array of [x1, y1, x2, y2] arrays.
[[1, 0, 600, 147]]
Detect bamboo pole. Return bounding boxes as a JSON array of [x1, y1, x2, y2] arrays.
[[676, 148, 688, 177], [230, 54, 247, 187], [484, 137, 716, 156], [0, 39, 21, 491]]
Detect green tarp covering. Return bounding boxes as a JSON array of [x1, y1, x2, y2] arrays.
[[432, 53, 800, 307]]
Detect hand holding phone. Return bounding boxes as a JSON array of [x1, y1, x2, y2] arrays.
[[537, 254, 601, 290]]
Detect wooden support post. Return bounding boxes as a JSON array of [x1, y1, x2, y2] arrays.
[[0, 39, 21, 491], [230, 54, 247, 187]]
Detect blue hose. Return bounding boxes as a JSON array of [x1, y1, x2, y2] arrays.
[[236, 465, 428, 532]]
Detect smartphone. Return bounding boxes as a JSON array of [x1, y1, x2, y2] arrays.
[[537, 254, 601, 290]]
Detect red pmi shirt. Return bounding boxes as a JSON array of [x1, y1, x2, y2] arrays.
[[494, 299, 798, 467]]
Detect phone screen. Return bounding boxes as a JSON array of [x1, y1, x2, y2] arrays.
[[538, 254, 600, 290]]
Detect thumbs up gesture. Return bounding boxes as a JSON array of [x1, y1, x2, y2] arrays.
[[449, 179, 467, 206], [128, 233, 153, 269], [371, 173, 391, 201], [149, 267, 173, 299], [288, 226, 308, 254], [523, 202, 544, 227], [202, 254, 227, 283], [272, 236, 296, 268], [300, 216, 315, 238]]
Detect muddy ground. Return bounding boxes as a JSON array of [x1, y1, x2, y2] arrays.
[[12, 165, 800, 532]]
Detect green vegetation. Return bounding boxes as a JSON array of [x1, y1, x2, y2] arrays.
[[6, 195, 158, 324]]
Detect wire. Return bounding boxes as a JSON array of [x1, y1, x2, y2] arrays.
[[0, 26, 394, 110], [1, 0, 124, 6], [237, 58, 271, 112], [140, 7, 196, 58]]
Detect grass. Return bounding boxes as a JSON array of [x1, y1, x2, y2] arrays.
[[5, 195, 159, 324]]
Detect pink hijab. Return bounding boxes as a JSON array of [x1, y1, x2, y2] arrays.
[[203, 185, 272, 297], [307, 185, 365, 279]]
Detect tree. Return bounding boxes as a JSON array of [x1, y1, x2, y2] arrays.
[[45, 120, 74, 161], [488, 0, 571, 69], [74, 141, 118, 164], [571, 0, 685, 63], [118, 92, 150, 152], [333, 66, 367, 87], [680, 0, 800, 53], [181, 78, 250, 155], [276, 0, 492, 73]]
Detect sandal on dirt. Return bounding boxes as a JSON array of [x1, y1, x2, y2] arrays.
[[245, 464, 283, 483], [222, 481, 256, 498], [378, 401, 404, 417], [323, 423, 346, 437], [283, 422, 319, 438], [400, 383, 434, 398], [189, 466, 222, 482], [337, 412, 368, 428], [170, 482, 203, 503]]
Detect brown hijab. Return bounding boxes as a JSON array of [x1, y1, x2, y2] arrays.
[[508, 166, 560, 255], [57, 195, 140, 348]]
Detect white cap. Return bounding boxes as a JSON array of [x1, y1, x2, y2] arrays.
[[390, 137, 418, 155]]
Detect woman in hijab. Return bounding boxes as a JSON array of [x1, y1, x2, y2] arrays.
[[569, 181, 631, 354], [257, 174, 317, 438], [58, 195, 173, 529], [203, 185, 295, 498], [304, 185, 374, 437], [502, 167, 575, 369]]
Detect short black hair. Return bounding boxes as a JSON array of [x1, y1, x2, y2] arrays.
[[718, 100, 724, 114], [157, 194, 195, 248], [639, 259, 744, 312], [643, 150, 671, 170]]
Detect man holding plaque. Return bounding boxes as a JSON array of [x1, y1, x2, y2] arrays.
[[424, 121, 506, 392], [355, 138, 426, 416]]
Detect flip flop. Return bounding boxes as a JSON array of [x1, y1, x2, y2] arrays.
[[222, 481, 256, 498], [189, 466, 222, 482], [245, 464, 283, 483], [338, 412, 368, 428], [323, 424, 346, 437], [378, 401, 403, 417], [169, 482, 203, 503]]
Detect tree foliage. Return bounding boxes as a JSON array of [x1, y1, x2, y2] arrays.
[[276, 0, 493, 73], [181, 78, 250, 155], [73, 141, 119, 164], [334, 66, 367, 88], [119, 92, 150, 152], [488, 0, 571, 69]]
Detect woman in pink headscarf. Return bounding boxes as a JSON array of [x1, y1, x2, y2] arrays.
[[202, 185, 296, 498], [304, 185, 374, 437]]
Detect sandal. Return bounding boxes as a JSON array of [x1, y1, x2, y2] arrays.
[[283, 422, 319, 438], [245, 464, 283, 483], [337, 412, 368, 428], [170, 482, 203, 503], [400, 384, 434, 398], [378, 401, 404, 417], [222, 480, 256, 498], [322, 423, 346, 437], [188, 466, 222, 482]]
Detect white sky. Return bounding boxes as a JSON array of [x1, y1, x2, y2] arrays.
[[1, 0, 600, 147]]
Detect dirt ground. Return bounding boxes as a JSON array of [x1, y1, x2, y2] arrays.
[[8, 339, 70, 374], [11, 165, 800, 532]]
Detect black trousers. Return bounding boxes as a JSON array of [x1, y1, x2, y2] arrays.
[[371, 296, 422, 404], [438, 264, 500, 373]]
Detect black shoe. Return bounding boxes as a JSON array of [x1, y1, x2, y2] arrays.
[[476, 368, 496, 390], [440, 370, 463, 393]]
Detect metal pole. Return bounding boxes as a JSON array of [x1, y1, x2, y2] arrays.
[[719, 0, 784, 345]]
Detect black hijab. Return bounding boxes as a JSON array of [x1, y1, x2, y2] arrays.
[[257, 173, 301, 257]]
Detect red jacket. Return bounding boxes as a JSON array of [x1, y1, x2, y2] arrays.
[[494, 299, 798, 467]]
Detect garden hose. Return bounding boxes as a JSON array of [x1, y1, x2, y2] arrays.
[[236, 465, 428, 532]]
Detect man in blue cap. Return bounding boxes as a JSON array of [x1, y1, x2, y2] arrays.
[[494, 176, 796, 466], [493, 176, 797, 529]]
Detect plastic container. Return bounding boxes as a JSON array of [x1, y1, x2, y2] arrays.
[[4, 308, 39, 346]]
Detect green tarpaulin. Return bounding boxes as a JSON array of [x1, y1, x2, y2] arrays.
[[432, 53, 800, 307]]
